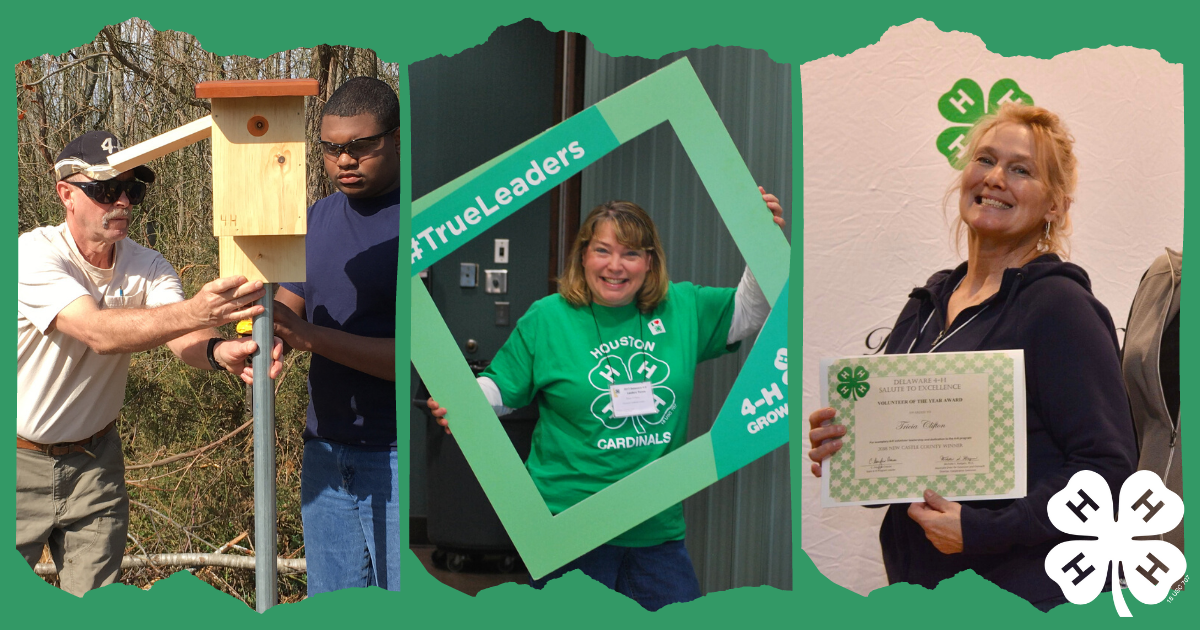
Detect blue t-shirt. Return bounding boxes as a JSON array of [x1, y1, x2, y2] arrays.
[[282, 188, 399, 449]]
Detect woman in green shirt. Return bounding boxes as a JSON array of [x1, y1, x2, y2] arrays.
[[429, 192, 783, 610]]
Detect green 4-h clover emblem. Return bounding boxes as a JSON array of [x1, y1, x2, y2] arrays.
[[1045, 470, 1186, 617], [936, 78, 1034, 168], [836, 366, 870, 401]]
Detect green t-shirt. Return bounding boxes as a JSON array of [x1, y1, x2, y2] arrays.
[[482, 282, 739, 546]]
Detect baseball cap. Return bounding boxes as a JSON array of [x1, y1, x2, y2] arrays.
[[54, 130, 156, 183]]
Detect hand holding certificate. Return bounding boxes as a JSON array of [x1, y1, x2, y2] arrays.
[[818, 350, 1027, 507]]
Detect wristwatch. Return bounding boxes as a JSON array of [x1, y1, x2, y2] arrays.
[[206, 337, 226, 371]]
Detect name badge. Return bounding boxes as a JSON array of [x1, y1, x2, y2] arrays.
[[609, 382, 658, 418]]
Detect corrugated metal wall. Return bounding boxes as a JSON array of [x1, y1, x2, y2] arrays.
[[581, 43, 793, 592]]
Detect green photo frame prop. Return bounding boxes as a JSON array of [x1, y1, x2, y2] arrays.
[[410, 58, 790, 579]]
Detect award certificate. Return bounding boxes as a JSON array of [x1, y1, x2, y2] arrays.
[[820, 350, 1027, 507]]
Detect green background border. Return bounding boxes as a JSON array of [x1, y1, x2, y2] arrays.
[[2, 0, 1191, 626]]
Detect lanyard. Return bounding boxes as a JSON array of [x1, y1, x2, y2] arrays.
[[906, 306, 989, 354], [589, 303, 647, 381], [906, 278, 989, 354]]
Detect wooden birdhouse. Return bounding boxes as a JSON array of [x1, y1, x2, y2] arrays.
[[107, 78, 319, 283]]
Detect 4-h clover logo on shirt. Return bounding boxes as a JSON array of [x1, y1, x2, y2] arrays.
[[936, 78, 1034, 168], [836, 366, 870, 401], [1045, 470, 1186, 617], [588, 353, 677, 434]]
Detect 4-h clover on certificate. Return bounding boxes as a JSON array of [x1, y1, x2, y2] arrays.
[[820, 350, 1028, 507]]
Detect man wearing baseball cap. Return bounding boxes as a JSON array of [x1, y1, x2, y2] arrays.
[[16, 129, 283, 595]]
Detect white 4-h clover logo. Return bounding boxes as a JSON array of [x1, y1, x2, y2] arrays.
[[936, 78, 1034, 168], [588, 353, 676, 434], [1045, 470, 1186, 617]]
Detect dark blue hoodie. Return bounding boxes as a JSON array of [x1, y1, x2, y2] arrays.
[[880, 254, 1137, 610]]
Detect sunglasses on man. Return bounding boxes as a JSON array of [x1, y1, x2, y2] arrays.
[[64, 179, 148, 205], [317, 126, 399, 160]]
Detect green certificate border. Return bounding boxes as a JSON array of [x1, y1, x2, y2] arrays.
[[819, 350, 1026, 507]]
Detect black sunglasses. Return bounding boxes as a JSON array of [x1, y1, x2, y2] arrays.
[[317, 126, 399, 159], [64, 179, 148, 205]]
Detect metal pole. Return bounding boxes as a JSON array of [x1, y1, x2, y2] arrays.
[[253, 285, 277, 612]]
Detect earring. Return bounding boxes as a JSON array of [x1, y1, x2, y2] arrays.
[[1043, 221, 1052, 241]]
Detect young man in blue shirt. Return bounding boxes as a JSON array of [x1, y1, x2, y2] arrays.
[[273, 77, 401, 593]]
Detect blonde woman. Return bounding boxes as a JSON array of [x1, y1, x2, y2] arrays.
[[807, 104, 1136, 610]]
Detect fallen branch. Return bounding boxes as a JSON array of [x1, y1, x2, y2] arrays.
[[189, 530, 249, 576], [126, 481, 171, 491], [215, 531, 249, 555], [34, 554, 305, 575]]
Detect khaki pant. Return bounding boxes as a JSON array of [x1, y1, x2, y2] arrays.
[[16, 429, 128, 596]]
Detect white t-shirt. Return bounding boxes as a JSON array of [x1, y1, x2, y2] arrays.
[[17, 224, 184, 443]]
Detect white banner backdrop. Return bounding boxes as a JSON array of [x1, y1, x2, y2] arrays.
[[800, 19, 1183, 596]]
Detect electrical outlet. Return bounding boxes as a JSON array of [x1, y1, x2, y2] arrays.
[[459, 262, 478, 288], [484, 269, 508, 294], [494, 238, 510, 264], [495, 301, 510, 326]]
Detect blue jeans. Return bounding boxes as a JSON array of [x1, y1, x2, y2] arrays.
[[529, 541, 701, 611], [301, 439, 401, 594]]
